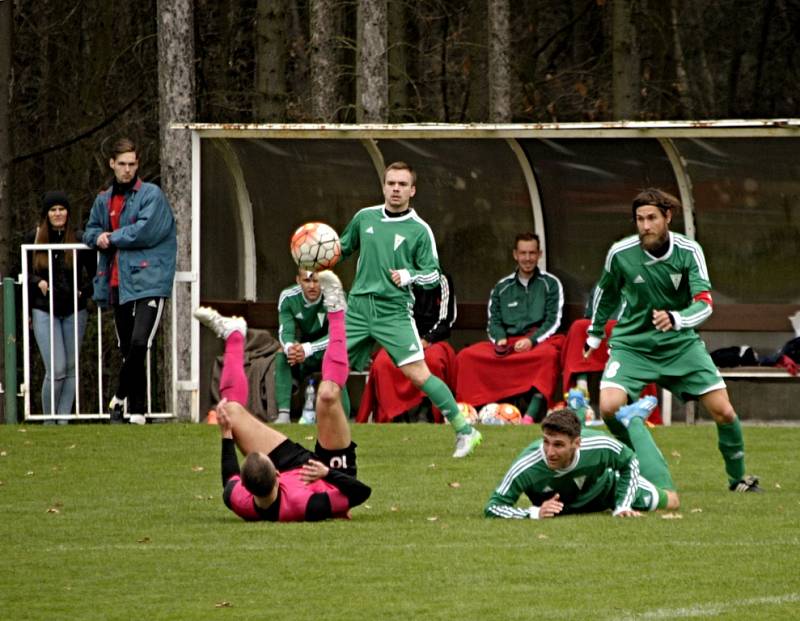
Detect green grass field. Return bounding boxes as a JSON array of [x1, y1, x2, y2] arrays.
[[1, 422, 799, 620]]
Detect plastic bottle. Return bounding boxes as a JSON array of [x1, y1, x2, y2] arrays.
[[299, 379, 316, 425]]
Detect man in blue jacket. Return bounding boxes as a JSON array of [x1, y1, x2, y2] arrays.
[[84, 138, 177, 424]]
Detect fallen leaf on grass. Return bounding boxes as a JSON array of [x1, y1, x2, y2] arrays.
[[25, 471, 34, 476], [427, 516, 438, 522], [448, 482, 461, 488], [47, 507, 60, 514], [537, 534, 548, 540], [215, 601, 233, 608], [670, 450, 681, 458], [775, 483, 782, 489], [661, 513, 683, 520], [427, 463, 437, 469], [363, 504, 372, 510], [194, 495, 214, 500], [67, 444, 76, 450], [690, 508, 703, 513], [304, 435, 314, 441], [0, 480, 4, 486], [17, 428, 27, 433], [390, 506, 399, 512], [191, 466, 205, 472], [0, 451, 7, 457], [137, 537, 151, 544]]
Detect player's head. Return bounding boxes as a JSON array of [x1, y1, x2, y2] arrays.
[[512, 232, 541, 278], [108, 137, 139, 185], [632, 188, 678, 251], [241, 452, 278, 498], [296, 267, 321, 302], [382, 162, 416, 210], [540, 408, 582, 470]]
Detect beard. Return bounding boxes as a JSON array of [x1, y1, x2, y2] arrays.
[[639, 231, 669, 251]]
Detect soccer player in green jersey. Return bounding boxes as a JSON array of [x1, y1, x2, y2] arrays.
[[584, 188, 761, 492], [339, 161, 481, 458], [275, 268, 350, 423], [485, 398, 680, 519]]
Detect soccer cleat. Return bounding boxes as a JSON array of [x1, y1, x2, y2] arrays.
[[193, 306, 247, 340], [614, 396, 658, 428], [275, 411, 291, 424], [317, 270, 347, 313], [298, 410, 316, 425], [129, 414, 146, 425], [566, 388, 589, 411], [109, 397, 124, 425], [729, 475, 763, 493], [452, 428, 482, 458]]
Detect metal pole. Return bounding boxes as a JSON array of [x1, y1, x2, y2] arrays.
[[3, 277, 17, 424]]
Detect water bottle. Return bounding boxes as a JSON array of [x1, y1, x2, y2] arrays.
[[300, 379, 316, 425]]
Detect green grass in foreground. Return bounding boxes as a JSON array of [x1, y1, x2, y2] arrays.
[[0, 422, 799, 621]]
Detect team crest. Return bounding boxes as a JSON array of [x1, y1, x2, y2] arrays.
[[317, 313, 326, 326], [670, 273, 682, 289], [573, 475, 586, 490], [366, 226, 374, 234], [394, 234, 406, 250]]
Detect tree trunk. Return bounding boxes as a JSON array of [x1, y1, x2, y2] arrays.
[[0, 0, 11, 280], [611, 0, 639, 120], [388, 0, 409, 121], [670, 0, 692, 116], [157, 0, 195, 420], [357, 0, 388, 122], [310, 0, 338, 122], [255, 0, 287, 122], [487, 0, 511, 122]]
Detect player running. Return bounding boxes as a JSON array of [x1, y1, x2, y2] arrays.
[[339, 161, 481, 458], [585, 188, 761, 492], [485, 398, 680, 519], [195, 270, 371, 522]]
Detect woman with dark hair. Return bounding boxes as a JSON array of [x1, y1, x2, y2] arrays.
[[24, 191, 95, 421]]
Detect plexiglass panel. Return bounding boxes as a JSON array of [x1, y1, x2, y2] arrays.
[[519, 139, 679, 306], [376, 139, 534, 301], [674, 138, 800, 303]]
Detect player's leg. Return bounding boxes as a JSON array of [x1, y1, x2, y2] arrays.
[[273, 351, 294, 423], [315, 271, 358, 475], [598, 386, 630, 444], [632, 475, 680, 513], [123, 297, 165, 422], [615, 396, 675, 491], [599, 348, 653, 447]]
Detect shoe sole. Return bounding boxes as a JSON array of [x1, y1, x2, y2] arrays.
[[453, 432, 482, 458]]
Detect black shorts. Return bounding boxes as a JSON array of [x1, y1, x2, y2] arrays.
[[268, 439, 358, 478]]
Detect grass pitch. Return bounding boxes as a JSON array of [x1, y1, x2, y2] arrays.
[[1, 422, 798, 620]]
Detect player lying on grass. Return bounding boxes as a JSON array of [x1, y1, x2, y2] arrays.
[[195, 270, 371, 522], [485, 397, 679, 519]]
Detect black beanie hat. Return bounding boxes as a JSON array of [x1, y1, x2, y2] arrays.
[[41, 191, 71, 217]]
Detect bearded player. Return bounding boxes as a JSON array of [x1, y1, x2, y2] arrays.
[[339, 161, 481, 458], [195, 270, 371, 522], [584, 188, 761, 492]]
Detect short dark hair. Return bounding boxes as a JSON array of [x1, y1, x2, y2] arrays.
[[383, 161, 416, 185], [110, 137, 138, 160], [241, 452, 277, 498], [632, 188, 681, 218], [514, 232, 540, 249], [541, 408, 582, 439]]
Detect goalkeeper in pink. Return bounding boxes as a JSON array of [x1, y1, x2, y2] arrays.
[[194, 271, 371, 522]]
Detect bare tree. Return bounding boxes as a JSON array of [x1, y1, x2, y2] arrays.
[[157, 0, 194, 420], [0, 0, 11, 280], [611, 0, 640, 120], [488, 0, 511, 122], [388, 0, 410, 121], [310, 0, 338, 121], [255, 0, 288, 121], [357, 0, 388, 122]]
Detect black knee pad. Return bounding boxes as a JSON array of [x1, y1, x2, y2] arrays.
[[314, 441, 358, 477]]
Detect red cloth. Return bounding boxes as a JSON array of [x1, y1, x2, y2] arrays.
[[560, 318, 661, 425], [455, 334, 564, 407], [355, 341, 457, 423], [108, 193, 124, 287]]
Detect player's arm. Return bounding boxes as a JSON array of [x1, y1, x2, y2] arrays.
[[487, 282, 507, 344], [82, 195, 108, 248], [529, 273, 564, 343], [423, 273, 456, 343], [586, 262, 623, 350], [338, 212, 360, 259], [277, 294, 298, 350], [110, 188, 174, 249], [484, 458, 547, 519], [304, 470, 372, 521], [221, 438, 240, 487], [661, 245, 714, 331], [393, 232, 441, 289]]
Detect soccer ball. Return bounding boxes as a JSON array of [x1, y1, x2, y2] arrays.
[[495, 403, 522, 425], [457, 402, 478, 425], [478, 403, 502, 425], [290, 222, 342, 271]]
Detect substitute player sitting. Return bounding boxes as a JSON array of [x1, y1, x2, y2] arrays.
[[485, 398, 679, 519], [195, 270, 371, 522]]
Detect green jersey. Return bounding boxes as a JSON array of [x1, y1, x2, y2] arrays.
[[485, 430, 642, 518], [340, 205, 441, 303], [277, 285, 329, 354], [487, 268, 563, 343], [588, 232, 713, 354]]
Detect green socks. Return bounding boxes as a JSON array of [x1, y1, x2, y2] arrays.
[[717, 416, 746, 483], [421, 375, 471, 434], [525, 392, 546, 422]]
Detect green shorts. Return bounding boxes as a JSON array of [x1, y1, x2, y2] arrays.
[[345, 294, 425, 372], [601, 339, 726, 402]]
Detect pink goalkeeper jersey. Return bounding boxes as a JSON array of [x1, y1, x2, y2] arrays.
[[227, 469, 351, 522]]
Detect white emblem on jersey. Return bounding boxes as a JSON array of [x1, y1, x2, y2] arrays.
[[394, 234, 406, 250], [634, 274, 645, 284], [148, 300, 157, 308], [542, 485, 553, 493], [366, 226, 374, 234], [573, 475, 587, 490], [408, 343, 418, 351], [508, 301, 519, 307], [670, 273, 682, 289], [317, 313, 326, 326], [295, 312, 303, 319]]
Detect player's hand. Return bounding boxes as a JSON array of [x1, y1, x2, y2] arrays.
[[421, 338, 430, 349], [300, 459, 329, 483], [288, 343, 306, 364], [216, 398, 233, 439], [494, 339, 510, 357], [652, 309, 673, 332], [539, 493, 564, 518], [613, 509, 642, 518], [38, 280, 49, 295], [96, 231, 112, 250], [514, 337, 533, 352]]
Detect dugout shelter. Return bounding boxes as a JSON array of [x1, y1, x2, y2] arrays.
[[178, 120, 800, 423]]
